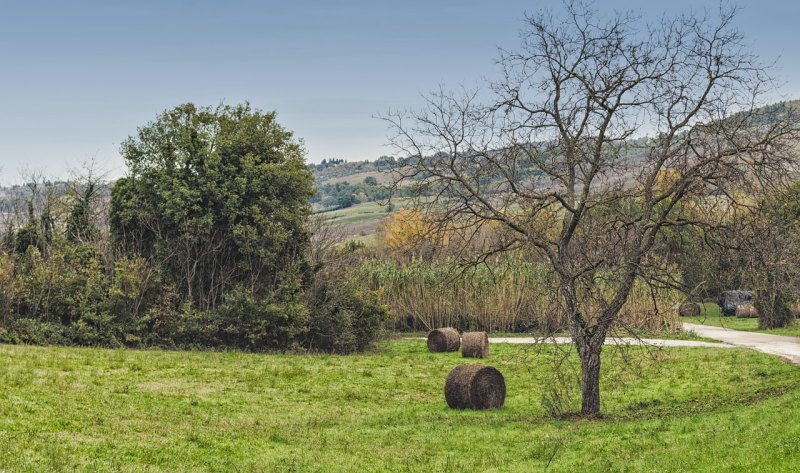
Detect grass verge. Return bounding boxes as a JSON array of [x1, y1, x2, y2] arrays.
[[682, 303, 800, 338]]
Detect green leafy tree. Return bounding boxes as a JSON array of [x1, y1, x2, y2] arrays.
[[110, 103, 315, 311]]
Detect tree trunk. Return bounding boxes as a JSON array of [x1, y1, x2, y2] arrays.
[[755, 271, 792, 329], [576, 336, 603, 417]]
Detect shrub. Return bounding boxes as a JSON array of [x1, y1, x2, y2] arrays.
[[64, 312, 123, 348], [105, 256, 160, 333], [213, 282, 310, 351], [305, 275, 388, 354], [0, 318, 67, 345]]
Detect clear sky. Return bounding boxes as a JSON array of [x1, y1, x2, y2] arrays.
[[1, 0, 798, 183]]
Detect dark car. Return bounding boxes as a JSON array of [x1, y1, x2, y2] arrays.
[[717, 290, 754, 316]]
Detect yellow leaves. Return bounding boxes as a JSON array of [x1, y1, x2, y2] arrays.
[[381, 209, 445, 254], [525, 204, 562, 241], [380, 205, 561, 256], [654, 167, 682, 192], [0, 252, 13, 293]]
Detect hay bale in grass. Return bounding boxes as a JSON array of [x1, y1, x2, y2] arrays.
[[445, 364, 506, 410], [735, 304, 758, 318], [678, 302, 701, 317], [461, 331, 489, 358], [427, 327, 461, 352]]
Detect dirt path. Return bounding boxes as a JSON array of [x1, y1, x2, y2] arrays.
[[419, 325, 800, 366], [486, 336, 729, 348], [413, 336, 731, 348], [683, 322, 800, 366]]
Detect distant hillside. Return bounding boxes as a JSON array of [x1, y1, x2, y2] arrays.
[[309, 98, 800, 239], [311, 156, 400, 184], [309, 155, 412, 213]]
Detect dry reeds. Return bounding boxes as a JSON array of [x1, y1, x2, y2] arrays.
[[427, 327, 461, 352], [444, 364, 506, 409], [360, 259, 551, 332], [359, 260, 683, 333], [461, 331, 488, 358]]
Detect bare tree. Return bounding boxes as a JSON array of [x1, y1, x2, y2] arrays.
[[383, 2, 798, 416], [10, 169, 61, 257], [66, 159, 109, 245]]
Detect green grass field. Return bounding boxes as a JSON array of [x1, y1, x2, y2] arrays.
[[1, 340, 799, 471], [317, 199, 411, 226], [319, 201, 392, 225], [683, 303, 800, 337]]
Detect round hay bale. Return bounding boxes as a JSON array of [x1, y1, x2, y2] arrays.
[[735, 304, 758, 318], [445, 364, 506, 410], [461, 331, 489, 358], [427, 327, 461, 352], [678, 302, 701, 317]]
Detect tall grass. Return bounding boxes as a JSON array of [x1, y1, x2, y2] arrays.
[[359, 259, 682, 333]]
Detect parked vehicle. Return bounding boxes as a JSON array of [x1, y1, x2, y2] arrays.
[[718, 290, 754, 316]]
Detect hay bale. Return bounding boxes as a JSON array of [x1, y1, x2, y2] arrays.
[[427, 327, 461, 352], [444, 364, 506, 410], [678, 302, 701, 317], [461, 331, 489, 358], [735, 304, 758, 318]]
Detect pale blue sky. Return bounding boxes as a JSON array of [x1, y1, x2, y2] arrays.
[[0, 0, 798, 183]]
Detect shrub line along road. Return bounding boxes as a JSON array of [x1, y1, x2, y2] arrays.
[[424, 324, 800, 366]]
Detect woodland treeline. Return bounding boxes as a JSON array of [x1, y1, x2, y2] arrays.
[[1, 102, 799, 354]]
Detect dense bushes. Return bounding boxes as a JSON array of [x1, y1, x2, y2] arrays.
[[213, 283, 310, 350], [305, 276, 388, 353], [0, 220, 389, 352], [0, 240, 388, 352]]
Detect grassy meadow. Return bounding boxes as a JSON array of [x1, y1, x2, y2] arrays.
[[1, 340, 800, 472], [314, 199, 410, 241], [318, 199, 413, 227], [321, 200, 394, 226]]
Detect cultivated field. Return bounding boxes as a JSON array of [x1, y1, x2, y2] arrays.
[[316, 199, 410, 239], [1, 340, 799, 471]]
